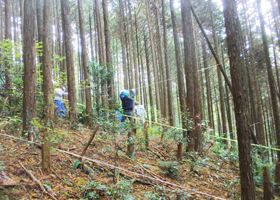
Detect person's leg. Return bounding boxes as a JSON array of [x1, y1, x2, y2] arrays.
[[121, 114, 127, 122], [126, 111, 133, 125], [61, 103, 66, 117], [55, 100, 61, 116]]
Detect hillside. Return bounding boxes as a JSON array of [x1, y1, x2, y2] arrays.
[[0, 117, 266, 200]]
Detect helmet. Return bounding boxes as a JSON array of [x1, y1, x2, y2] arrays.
[[123, 90, 129, 97]]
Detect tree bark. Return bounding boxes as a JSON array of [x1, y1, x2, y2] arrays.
[[42, 0, 54, 174], [181, 0, 203, 151], [263, 166, 274, 200], [222, 0, 255, 198], [22, 0, 37, 140]]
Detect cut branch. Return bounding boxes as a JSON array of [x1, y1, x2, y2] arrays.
[[19, 162, 57, 200]]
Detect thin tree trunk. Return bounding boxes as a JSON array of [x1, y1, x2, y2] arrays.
[[209, 0, 228, 146], [202, 37, 214, 129], [61, 0, 77, 122], [36, 0, 44, 70], [144, 29, 155, 123], [95, 0, 108, 112], [78, 0, 93, 126], [102, 0, 114, 110], [170, 0, 186, 160], [257, 0, 280, 162], [146, 0, 161, 120], [162, 0, 174, 126], [4, 0, 12, 96], [42, 0, 54, 174]]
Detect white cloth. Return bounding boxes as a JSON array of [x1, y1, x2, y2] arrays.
[[134, 105, 147, 125], [54, 88, 68, 100]]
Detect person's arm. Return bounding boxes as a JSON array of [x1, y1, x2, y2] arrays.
[[61, 87, 68, 95], [62, 91, 68, 95], [120, 91, 124, 99], [144, 107, 147, 118], [130, 89, 135, 99]]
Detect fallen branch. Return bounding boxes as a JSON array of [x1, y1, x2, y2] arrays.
[[148, 148, 165, 160], [18, 162, 58, 200], [58, 145, 76, 151], [120, 153, 166, 181], [152, 147, 167, 159], [118, 171, 154, 186]]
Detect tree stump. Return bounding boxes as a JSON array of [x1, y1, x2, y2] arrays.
[[144, 123, 149, 149]]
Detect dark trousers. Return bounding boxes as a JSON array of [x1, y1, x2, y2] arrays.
[[121, 110, 132, 123]]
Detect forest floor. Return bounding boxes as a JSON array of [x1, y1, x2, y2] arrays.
[[0, 118, 270, 199]]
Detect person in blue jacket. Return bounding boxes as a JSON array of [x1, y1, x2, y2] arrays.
[[120, 89, 135, 123]]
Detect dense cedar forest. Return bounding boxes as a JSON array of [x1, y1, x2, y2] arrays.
[[0, 0, 280, 199]]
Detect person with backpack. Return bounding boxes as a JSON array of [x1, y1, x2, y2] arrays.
[[120, 89, 135, 123], [134, 101, 147, 126]]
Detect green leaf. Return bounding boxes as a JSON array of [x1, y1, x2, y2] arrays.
[[72, 160, 81, 169], [43, 184, 51, 189]]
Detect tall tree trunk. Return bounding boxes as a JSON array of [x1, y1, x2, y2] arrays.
[[144, 30, 155, 123], [146, 0, 161, 120], [257, 0, 280, 161], [42, 0, 54, 175], [36, 0, 44, 70], [78, 0, 93, 126], [181, 0, 203, 151], [154, 0, 166, 119], [162, 0, 174, 126], [202, 37, 214, 129], [118, 0, 128, 89], [22, 0, 37, 140], [102, 0, 114, 110], [222, 0, 255, 198], [209, 0, 228, 146], [170, 0, 187, 160], [95, 0, 108, 111], [242, 0, 265, 147], [61, 0, 77, 122], [4, 0, 12, 96]]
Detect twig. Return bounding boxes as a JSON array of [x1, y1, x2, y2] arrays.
[[18, 162, 58, 200], [79, 126, 99, 162], [0, 96, 9, 117]]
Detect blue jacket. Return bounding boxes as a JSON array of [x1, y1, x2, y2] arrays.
[[120, 90, 135, 110]]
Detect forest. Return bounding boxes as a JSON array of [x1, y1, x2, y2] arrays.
[[0, 0, 279, 199]]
